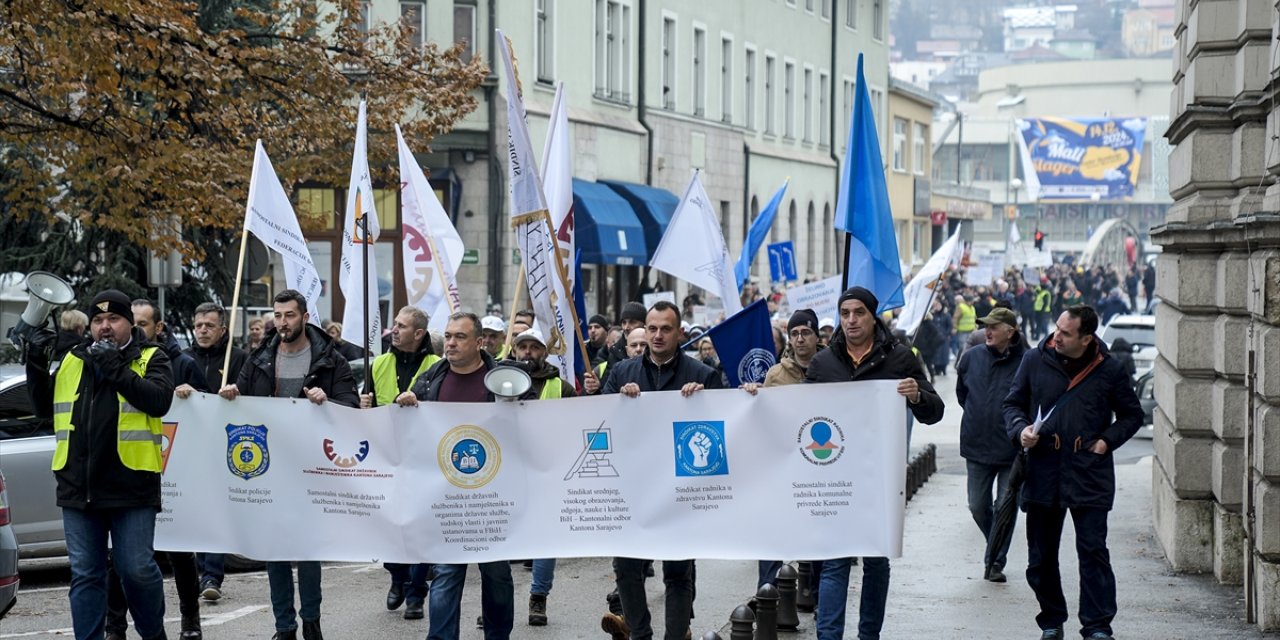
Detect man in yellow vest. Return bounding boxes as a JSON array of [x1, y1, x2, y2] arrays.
[[359, 306, 439, 621], [25, 289, 174, 640], [953, 293, 977, 359]]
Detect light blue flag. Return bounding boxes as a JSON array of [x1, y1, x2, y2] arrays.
[[835, 54, 904, 311], [733, 179, 789, 288]]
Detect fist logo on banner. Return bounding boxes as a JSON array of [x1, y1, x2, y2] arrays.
[[673, 421, 729, 477], [226, 424, 270, 480], [439, 425, 503, 489]]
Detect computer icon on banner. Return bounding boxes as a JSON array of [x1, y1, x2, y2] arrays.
[[565, 424, 620, 479]]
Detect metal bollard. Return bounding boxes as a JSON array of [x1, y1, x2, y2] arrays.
[[701, 633, 724, 640], [795, 561, 815, 612], [928, 443, 938, 475], [775, 564, 801, 631], [730, 604, 755, 640], [754, 583, 779, 640]]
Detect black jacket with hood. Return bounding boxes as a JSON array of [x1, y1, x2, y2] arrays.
[[186, 333, 248, 389], [804, 320, 945, 426], [235, 324, 359, 408], [410, 349, 519, 402], [601, 350, 723, 395]]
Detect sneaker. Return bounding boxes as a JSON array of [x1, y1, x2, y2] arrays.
[[984, 566, 1007, 583], [301, 619, 323, 640], [601, 612, 630, 640], [200, 580, 222, 602], [404, 601, 424, 620], [1040, 629, 1064, 639], [528, 593, 548, 626]]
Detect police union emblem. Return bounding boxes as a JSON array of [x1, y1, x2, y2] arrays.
[[226, 424, 270, 480], [438, 425, 502, 489], [737, 348, 776, 384], [673, 421, 729, 477]]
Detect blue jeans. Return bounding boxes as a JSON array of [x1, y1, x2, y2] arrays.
[[385, 562, 432, 604], [530, 559, 555, 595], [63, 506, 167, 640], [966, 460, 1016, 570], [427, 562, 513, 640], [757, 560, 782, 588], [266, 561, 322, 631], [815, 556, 890, 640], [197, 552, 225, 586]]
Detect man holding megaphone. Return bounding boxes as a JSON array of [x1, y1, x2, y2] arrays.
[[25, 288, 176, 640]]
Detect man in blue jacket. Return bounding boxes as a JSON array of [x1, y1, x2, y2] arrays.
[[956, 307, 1025, 583], [1003, 305, 1143, 640]]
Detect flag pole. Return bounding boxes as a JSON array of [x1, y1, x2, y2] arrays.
[[840, 232, 852, 291], [360, 213, 371, 383], [223, 224, 251, 383], [543, 214, 594, 368], [504, 269, 526, 351]]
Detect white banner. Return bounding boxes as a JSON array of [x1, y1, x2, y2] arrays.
[[155, 381, 906, 563], [244, 140, 323, 323], [651, 172, 743, 316], [339, 100, 382, 355], [785, 275, 843, 322], [397, 125, 464, 331]]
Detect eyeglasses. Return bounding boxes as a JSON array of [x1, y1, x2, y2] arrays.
[[789, 329, 816, 340]]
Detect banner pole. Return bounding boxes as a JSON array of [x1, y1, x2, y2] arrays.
[[504, 269, 526, 351], [223, 225, 251, 384]]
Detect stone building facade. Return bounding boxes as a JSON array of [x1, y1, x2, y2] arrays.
[[1156, 0, 1280, 629]]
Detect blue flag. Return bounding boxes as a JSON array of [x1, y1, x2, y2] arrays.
[[835, 54, 904, 311], [572, 249, 589, 380], [699, 299, 776, 387], [734, 179, 789, 288]]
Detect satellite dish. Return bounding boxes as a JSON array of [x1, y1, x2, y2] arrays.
[[225, 236, 270, 281], [484, 366, 532, 401]]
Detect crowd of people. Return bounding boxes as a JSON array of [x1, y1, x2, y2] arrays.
[[21, 247, 1150, 640]]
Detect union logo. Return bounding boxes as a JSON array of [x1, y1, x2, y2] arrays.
[[797, 417, 845, 466], [737, 348, 776, 384], [226, 424, 270, 480], [437, 425, 502, 489], [323, 438, 370, 469]]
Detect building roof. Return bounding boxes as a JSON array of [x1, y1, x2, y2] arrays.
[[1054, 29, 1097, 42], [1010, 44, 1071, 62]]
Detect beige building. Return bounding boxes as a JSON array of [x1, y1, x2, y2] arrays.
[[1122, 5, 1176, 57], [886, 79, 937, 269]]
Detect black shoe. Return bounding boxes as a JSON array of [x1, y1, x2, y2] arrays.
[[476, 615, 485, 629], [605, 589, 623, 616], [199, 579, 222, 602], [403, 601, 424, 620], [386, 583, 405, 610], [985, 566, 1007, 583], [180, 613, 203, 639], [301, 619, 323, 640], [106, 634, 126, 640], [1040, 629, 1064, 639], [528, 593, 548, 626], [271, 631, 297, 640], [1085, 633, 1113, 640], [522, 559, 533, 570]]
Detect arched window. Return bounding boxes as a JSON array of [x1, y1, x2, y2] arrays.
[[806, 201, 816, 277], [824, 203, 835, 275]]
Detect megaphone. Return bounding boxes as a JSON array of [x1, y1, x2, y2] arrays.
[[10, 271, 74, 346], [483, 365, 533, 401]]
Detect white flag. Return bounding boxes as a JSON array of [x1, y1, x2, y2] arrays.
[[540, 82, 577, 386], [339, 100, 382, 355], [397, 125, 464, 331], [497, 30, 572, 362], [896, 229, 963, 336], [1009, 221, 1022, 247], [650, 171, 743, 316], [243, 140, 323, 324]]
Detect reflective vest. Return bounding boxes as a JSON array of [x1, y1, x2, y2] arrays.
[[52, 347, 163, 473], [1034, 289, 1052, 313], [596, 362, 607, 378], [956, 303, 977, 332], [370, 351, 440, 405], [538, 377, 565, 400]]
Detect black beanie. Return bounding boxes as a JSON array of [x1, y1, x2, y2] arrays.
[[621, 302, 647, 324], [837, 286, 879, 315], [88, 289, 134, 324], [588, 314, 609, 328], [787, 308, 819, 333]]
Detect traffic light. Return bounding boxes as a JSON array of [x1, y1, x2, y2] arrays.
[[1034, 230, 1045, 250]]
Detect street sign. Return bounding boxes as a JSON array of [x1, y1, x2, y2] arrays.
[[767, 240, 799, 282], [462, 249, 480, 265]]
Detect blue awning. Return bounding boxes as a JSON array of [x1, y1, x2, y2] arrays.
[[600, 180, 680, 255], [572, 179, 648, 266]]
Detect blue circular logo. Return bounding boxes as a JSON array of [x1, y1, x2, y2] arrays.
[[451, 438, 487, 475]]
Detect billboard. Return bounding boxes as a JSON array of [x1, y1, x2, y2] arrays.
[[1015, 117, 1148, 202]]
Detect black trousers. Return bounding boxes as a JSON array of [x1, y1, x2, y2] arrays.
[[106, 551, 201, 634], [1024, 503, 1117, 636]]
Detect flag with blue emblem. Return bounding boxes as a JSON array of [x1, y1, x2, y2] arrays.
[[734, 178, 789, 288], [697, 299, 776, 387], [835, 54, 904, 311]]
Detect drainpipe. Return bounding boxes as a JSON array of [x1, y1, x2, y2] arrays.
[[829, 0, 843, 276], [637, 0, 657, 295], [485, 0, 504, 305]]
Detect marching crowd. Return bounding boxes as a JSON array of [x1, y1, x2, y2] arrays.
[[22, 252, 1147, 640]]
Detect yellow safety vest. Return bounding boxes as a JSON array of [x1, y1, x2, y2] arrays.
[[370, 351, 440, 405], [956, 303, 977, 332], [52, 347, 163, 473], [596, 362, 607, 378], [1034, 289, 1052, 313], [538, 377, 565, 400]]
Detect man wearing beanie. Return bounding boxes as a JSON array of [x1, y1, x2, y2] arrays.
[[805, 286, 944, 640], [25, 289, 175, 640], [586, 314, 610, 365], [604, 301, 647, 368]]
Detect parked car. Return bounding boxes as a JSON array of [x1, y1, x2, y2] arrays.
[[1135, 370, 1156, 439], [1099, 314, 1157, 380], [0, 467, 19, 618]]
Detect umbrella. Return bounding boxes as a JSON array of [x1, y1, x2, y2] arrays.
[[984, 449, 1026, 575]]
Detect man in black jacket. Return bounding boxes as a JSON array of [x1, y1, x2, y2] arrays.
[[1003, 305, 1143, 640], [178, 302, 247, 601], [599, 301, 722, 640], [604, 302, 647, 368], [804, 287, 944, 640], [219, 290, 359, 640], [955, 307, 1026, 584], [26, 289, 175, 640]]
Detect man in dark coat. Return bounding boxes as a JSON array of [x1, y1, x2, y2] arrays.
[[804, 287, 944, 640], [1002, 305, 1143, 640], [955, 307, 1025, 583], [599, 300, 722, 640]]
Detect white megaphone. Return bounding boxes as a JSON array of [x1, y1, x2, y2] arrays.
[[483, 365, 533, 402], [10, 271, 75, 345]]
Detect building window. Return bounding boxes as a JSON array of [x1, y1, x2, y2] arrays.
[[693, 26, 706, 116], [357, 1, 372, 41], [662, 17, 675, 109], [845, 0, 856, 29], [802, 67, 813, 142], [892, 117, 907, 171], [454, 4, 476, 62], [818, 72, 830, 146], [745, 47, 756, 130], [783, 61, 795, 139], [595, 0, 632, 103], [912, 222, 925, 263], [400, 2, 425, 51], [535, 0, 554, 82], [841, 79, 854, 146], [765, 55, 776, 134], [913, 122, 927, 174], [721, 37, 733, 123], [872, 0, 883, 40], [805, 0, 815, 13], [870, 87, 884, 128], [821, 0, 831, 20]]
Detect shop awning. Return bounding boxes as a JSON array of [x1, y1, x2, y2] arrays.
[[600, 180, 680, 255], [572, 179, 648, 266]]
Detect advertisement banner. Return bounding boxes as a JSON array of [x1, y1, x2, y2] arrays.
[[156, 382, 906, 564], [1015, 117, 1148, 202]]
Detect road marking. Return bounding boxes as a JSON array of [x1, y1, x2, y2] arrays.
[[351, 563, 382, 573], [0, 606, 266, 638]]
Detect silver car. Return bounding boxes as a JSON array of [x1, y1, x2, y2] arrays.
[[0, 369, 64, 559], [0, 467, 19, 618]]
